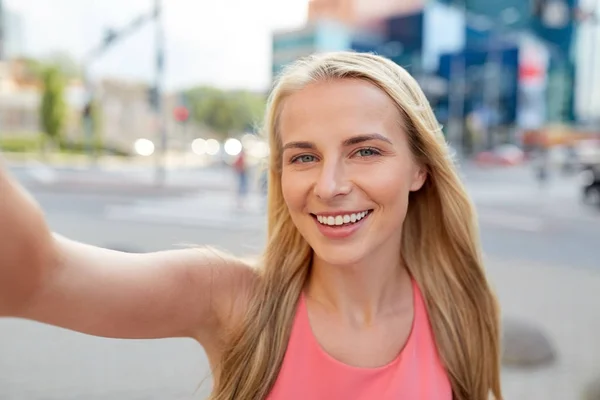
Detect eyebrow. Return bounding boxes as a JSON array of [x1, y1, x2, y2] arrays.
[[282, 133, 393, 151]]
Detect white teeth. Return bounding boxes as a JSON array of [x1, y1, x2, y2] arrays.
[[316, 211, 370, 226]]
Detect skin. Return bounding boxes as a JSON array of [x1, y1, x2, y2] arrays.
[[280, 79, 427, 368]]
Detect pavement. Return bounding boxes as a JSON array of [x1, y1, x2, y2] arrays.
[[0, 163, 599, 399]]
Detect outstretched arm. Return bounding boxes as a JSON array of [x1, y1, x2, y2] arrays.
[[0, 161, 255, 344]]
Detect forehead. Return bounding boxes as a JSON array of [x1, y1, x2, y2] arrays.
[[278, 79, 403, 142]]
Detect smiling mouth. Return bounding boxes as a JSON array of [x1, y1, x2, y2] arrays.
[[311, 210, 373, 227]]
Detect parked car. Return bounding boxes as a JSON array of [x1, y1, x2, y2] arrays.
[[578, 139, 600, 207], [581, 164, 600, 207], [474, 144, 525, 167]]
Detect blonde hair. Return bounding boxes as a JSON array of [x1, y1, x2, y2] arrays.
[[210, 51, 502, 400]]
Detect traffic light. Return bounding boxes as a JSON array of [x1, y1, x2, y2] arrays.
[[104, 29, 118, 47]]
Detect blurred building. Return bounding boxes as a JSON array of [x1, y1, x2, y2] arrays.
[[307, 0, 424, 25], [4, 8, 26, 59], [575, 0, 600, 123], [96, 79, 154, 150], [271, 20, 354, 79], [0, 60, 38, 133], [273, 0, 597, 141], [0, 59, 86, 138], [273, 2, 463, 96], [96, 79, 204, 153]]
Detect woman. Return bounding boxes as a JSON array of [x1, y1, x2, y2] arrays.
[[0, 52, 501, 400]]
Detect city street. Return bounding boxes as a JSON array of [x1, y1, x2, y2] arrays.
[[1, 163, 599, 399]]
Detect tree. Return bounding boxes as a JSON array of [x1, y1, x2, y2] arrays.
[[45, 51, 82, 80], [18, 53, 81, 82], [184, 86, 266, 139], [40, 66, 67, 146]]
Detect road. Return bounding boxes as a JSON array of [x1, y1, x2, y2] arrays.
[[1, 163, 599, 399]]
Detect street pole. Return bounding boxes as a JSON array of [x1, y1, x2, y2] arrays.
[[482, 34, 503, 150], [587, 0, 599, 123], [82, 64, 95, 166], [153, 0, 167, 186], [448, 52, 466, 156], [447, 1, 466, 158], [0, 0, 5, 61], [81, 9, 156, 168]]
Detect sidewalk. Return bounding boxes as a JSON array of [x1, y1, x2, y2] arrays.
[[486, 258, 600, 400]]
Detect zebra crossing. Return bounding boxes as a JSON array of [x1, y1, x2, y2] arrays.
[[104, 192, 268, 231]]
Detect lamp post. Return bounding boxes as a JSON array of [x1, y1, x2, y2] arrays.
[[153, 0, 167, 186], [585, 0, 599, 123]]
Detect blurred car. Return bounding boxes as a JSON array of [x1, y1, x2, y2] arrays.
[[474, 144, 525, 167], [581, 165, 600, 207], [579, 139, 600, 208]]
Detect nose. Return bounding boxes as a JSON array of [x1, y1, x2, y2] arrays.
[[313, 159, 351, 200]]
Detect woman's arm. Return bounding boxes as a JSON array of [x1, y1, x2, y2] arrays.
[[0, 162, 255, 343]]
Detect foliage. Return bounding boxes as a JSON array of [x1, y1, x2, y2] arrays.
[[40, 66, 68, 144], [0, 133, 129, 156], [18, 52, 81, 81], [45, 51, 82, 80], [184, 86, 267, 139], [0, 134, 43, 152]]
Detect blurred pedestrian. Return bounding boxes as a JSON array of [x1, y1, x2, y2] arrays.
[[535, 138, 550, 189], [0, 52, 501, 400], [233, 148, 249, 210], [259, 165, 268, 212]]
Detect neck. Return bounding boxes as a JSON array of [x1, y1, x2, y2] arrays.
[[305, 249, 411, 327]]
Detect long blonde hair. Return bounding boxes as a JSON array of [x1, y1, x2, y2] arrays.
[[210, 51, 502, 400]]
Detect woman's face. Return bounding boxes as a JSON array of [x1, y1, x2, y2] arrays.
[[279, 79, 426, 266]]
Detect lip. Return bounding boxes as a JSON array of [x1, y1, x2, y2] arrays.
[[310, 209, 371, 217], [312, 210, 372, 239]]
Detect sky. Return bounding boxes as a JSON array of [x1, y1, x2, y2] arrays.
[[5, 0, 309, 91]]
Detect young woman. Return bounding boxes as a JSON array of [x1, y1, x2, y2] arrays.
[[0, 51, 502, 400]]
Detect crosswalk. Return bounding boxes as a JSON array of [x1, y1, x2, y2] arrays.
[[104, 192, 268, 230]]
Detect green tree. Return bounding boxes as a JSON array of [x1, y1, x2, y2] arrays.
[[40, 66, 67, 146], [45, 51, 82, 80], [184, 86, 266, 139], [19, 57, 46, 81], [18, 53, 81, 82]]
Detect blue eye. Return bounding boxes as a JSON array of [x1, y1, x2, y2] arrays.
[[355, 147, 381, 157], [292, 154, 317, 163]]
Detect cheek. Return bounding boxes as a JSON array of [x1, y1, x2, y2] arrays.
[[281, 170, 306, 211], [363, 168, 414, 202]]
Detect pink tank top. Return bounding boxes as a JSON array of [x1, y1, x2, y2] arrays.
[[266, 279, 452, 400]]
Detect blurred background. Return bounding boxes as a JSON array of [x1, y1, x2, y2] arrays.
[[0, 0, 599, 399]]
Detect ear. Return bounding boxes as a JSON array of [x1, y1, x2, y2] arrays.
[[409, 166, 427, 192]]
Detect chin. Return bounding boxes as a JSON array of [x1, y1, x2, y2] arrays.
[[310, 242, 370, 267]]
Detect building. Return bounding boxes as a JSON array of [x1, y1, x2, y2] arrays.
[[272, 20, 355, 80], [575, 0, 600, 123], [0, 60, 39, 133], [0, 59, 86, 138], [96, 79, 203, 152], [307, 0, 425, 25], [5, 8, 26, 59], [278, 0, 598, 134]]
